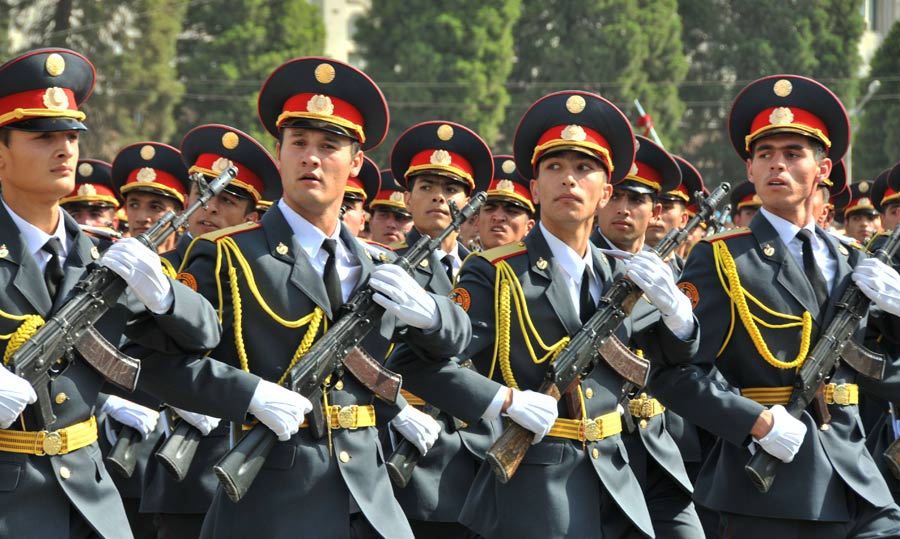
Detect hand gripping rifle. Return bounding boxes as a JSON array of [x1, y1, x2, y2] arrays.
[[485, 182, 731, 483], [744, 226, 898, 493], [212, 193, 487, 503]]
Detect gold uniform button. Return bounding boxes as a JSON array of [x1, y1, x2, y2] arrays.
[[591, 448, 600, 460], [54, 393, 68, 405], [59, 466, 71, 479], [820, 424, 830, 431], [334, 380, 344, 391], [584, 388, 593, 399], [339, 451, 351, 463], [639, 419, 648, 429]]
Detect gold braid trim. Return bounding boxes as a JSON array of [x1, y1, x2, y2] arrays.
[[216, 237, 327, 379], [491, 260, 570, 389], [712, 241, 811, 369], [2, 315, 45, 365]]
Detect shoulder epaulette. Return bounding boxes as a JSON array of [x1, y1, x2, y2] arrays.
[[198, 221, 262, 242], [389, 240, 408, 250], [363, 239, 395, 252], [476, 241, 527, 264], [703, 227, 751, 243]]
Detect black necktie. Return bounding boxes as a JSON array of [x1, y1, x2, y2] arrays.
[[796, 229, 829, 306], [321, 239, 343, 316], [441, 254, 455, 283], [580, 266, 596, 324], [42, 237, 65, 301]]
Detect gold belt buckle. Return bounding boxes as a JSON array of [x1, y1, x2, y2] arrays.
[[337, 406, 356, 429], [639, 400, 654, 419], [41, 431, 63, 456], [832, 384, 851, 405], [583, 419, 601, 442]]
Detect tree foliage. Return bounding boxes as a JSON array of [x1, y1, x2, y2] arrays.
[[175, 0, 325, 149], [356, 0, 521, 163]]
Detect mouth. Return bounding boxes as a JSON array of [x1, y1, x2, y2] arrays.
[[554, 193, 583, 204], [51, 165, 73, 175], [196, 220, 219, 231], [298, 172, 322, 184], [489, 225, 508, 234], [427, 208, 449, 217], [611, 220, 632, 230]]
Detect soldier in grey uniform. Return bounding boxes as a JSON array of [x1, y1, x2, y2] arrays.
[[652, 74, 900, 538], [178, 57, 470, 539], [140, 124, 282, 539], [591, 134, 704, 538], [0, 48, 306, 539], [390, 90, 700, 538]]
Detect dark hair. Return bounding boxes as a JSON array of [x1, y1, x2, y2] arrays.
[[0, 128, 11, 146]]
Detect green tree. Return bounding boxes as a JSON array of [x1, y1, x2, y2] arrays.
[[174, 0, 325, 148], [852, 19, 900, 181], [356, 0, 521, 163]]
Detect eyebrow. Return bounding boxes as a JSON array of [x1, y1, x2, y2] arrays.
[[754, 142, 808, 153]]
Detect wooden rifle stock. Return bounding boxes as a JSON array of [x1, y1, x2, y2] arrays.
[[485, 183, 732, 483]]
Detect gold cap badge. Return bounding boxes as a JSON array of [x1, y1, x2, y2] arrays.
[[496, 179, 515, 192], [773, 79, 793, 97], [212, 157, 234, 174], [77, 184, 97, 196], [430, 149, 452, 166], [389, 191, 405, 203], [136, 167, 157, 182], [221, 131, 240, 150], [561, 124, 586, 142], [140, 145, 156, 161], [45, 53, 65, 76], [307, 94, 334, 115], [501, 159, 516, 174], [437, 124, 454, 141], [315, 63, 336, 84], [769, 107, 794, 125], [42, 87, 68, 111], [78, 162, 93, 177], [566, 95, 586, 114]]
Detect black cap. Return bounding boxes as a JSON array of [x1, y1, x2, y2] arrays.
[[61, 159, 119, 208], [112, 142, 190, 208], [0, 48, 95, 132], [181, 124, 281, 203], [513, 90, 635, 183], [615, 135, 680, 195], [344, 156, 380, 204], [257, 57, 389, 151], [729, 75, 849, 161], [486, 155, 535, 214], [730, 181, 761, 212], [665, 155, 706, 207], [838, 179, 880, 218], [873, 165, 900, 212], [391, 121, 493, 193]]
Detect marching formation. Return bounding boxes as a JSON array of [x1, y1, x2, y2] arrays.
[[0, 45, 899, 539]]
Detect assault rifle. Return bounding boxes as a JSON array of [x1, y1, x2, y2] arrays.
[[212, 192, 487, 503], [744, 225, 897, 493], [10, 165, 237, 435], [485, 182, 731, 483]]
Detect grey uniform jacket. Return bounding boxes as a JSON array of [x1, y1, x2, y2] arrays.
[[0, 207, 232, 539], [651, 213, 900, 521], [391, 226, 699, 538], [178, 206, 472, 539]]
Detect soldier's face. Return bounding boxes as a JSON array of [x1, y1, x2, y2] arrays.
[[883, 203, 900, 230], [276, 127, 363, 222], [597, 188, 661, 251], [0, 129, 79, 203], [477, 200, 535, 250], [531, 151, 612, 229], [340, 198, 367, 238], [404, 175, 470, 239], [63, 203, 117, 229], [369, 207, 412, 245], [747, 134, 830, 223], [845, 213, 881, 243], [646, 198, 687, 247], [186, 181, 255, 237]]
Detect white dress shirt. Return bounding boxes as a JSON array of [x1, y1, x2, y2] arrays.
[[759, 207, 836, 292], [3, 198, 69, 273]]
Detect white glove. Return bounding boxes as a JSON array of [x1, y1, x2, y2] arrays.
[[504, 388, 559, 444], [101, 395, 160, 440], [391, 405, 442, 455], [248, 380, 313, 442], [369, 264, 439, 331], [753, 404, 807, 463], [171, 407, 221, 436], [99, 237, 174, 314], [0, 367, 36, 429], [626, 251, 694, 337], [852, 257, 900, 317]]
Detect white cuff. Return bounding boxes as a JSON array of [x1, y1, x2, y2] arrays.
[[481, 387, 508, 420], [662, 295, 695, 340]]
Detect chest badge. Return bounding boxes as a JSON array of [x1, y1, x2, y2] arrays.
[[536, 257, 548, 270], [0, 244, 7, 259], [276, 242, 289, 256], [90, 246, 100, 260], [763, 244, 775, 257], [838, 244, 849, 256]]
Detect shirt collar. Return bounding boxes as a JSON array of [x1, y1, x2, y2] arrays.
[[2, 197, 68, 259], [277, 199, 346, 261], [539, 221, 591, 281], [759, 207, 817, 246]]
